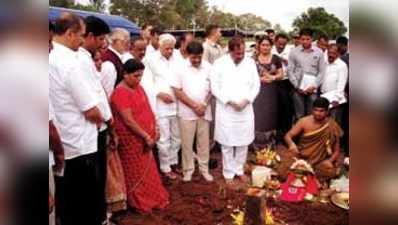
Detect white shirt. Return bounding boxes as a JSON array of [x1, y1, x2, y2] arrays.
[[146, 50, 179, 117], [146, 44, 157, 58], [49, 42, 99, 160], [121, 52, 134, 63], [272, 45, 291, 80], [78, 47, 112, 131], [101, 46, 123, 98], [210, 55, 260, 146], [171, 60, 212, 121], [173, 49, 189, 68], [140, 58, 158, 115], [321, 58, 348, 105]]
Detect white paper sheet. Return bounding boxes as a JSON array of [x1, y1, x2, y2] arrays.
[[299, 73, 317, 90]]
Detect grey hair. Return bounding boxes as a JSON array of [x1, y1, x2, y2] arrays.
[[109, 28, 130, 42], [159, 33, 176, 46]]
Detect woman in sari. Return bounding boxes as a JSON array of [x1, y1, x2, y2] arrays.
[[253, 36, 283, 150], [110, 58, 169, 213]]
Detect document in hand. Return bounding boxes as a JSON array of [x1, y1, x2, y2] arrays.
[[321, 92, 347, 108], [299, 73, 317, 91]]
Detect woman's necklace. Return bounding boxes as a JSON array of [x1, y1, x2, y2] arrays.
[[258, 53, 272, 64]]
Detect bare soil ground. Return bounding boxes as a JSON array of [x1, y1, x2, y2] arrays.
[[115, 148, 348, 225]]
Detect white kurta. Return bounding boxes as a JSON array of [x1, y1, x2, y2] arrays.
[[146, 50, 179, 118], [210, 55, 260, 147]]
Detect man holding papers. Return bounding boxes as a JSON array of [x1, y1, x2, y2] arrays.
[[287, 28, 326, 120], [320, 44, 348, 125]]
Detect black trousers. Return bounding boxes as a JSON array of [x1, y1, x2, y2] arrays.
[[97, 129, 108, 221], [341, 102, 349, 155], [276, 80, 294, 137], [55, 152, 103, 225]]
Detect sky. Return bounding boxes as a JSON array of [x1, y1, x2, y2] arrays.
[[206, 0, 349, 32]]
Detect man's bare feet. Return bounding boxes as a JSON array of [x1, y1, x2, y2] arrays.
[[225, 178, 234, 185], [237, 174, 250, 183], [163, 171, 178, 180], [171, 165, 183, 175]]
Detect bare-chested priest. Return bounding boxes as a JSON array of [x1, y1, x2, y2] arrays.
[[284, 97, 343, 180]]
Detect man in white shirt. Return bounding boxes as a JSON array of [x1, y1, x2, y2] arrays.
[[174, 32, 194, 62], [101, 28, 130, 98], [272, 33, 295, 141], [78, 15, 120, 223], [49, 13, 104, 225], [210, 36, 260, 184], [140, 24, 153, 45], [146, 33, 181, 179], [203, 24, 224, 150], [317, 34, 329, 53], [146, 27, 161, 58], [321, 44, 348, 125], [171, 41, 213, 182]]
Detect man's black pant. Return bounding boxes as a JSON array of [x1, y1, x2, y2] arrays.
[[55, 152, 103, 225], [340, 102, 349, 155], [276, 80, 294, 137], [98, 129, 108, 221]]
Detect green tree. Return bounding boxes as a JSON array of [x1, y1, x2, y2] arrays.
[[272, 23, 287, 35], [50, 0, 105, 12], [208, 7, 237, 28], [237, 13, 271, 31], [110, 0, 160, 27], [49, 0, 71, 8], [292, 7, 347, 40]]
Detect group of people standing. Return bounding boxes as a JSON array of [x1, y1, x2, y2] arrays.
[[49, 12, 349, 225]]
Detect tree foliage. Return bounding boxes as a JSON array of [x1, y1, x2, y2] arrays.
[[110, 0, 270, 31], [50, 0, 105, 12], [292, 7, 347, 39], [50, 1, 347, 37]]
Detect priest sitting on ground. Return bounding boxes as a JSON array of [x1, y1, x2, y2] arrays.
[[284, 97, 343, 181]]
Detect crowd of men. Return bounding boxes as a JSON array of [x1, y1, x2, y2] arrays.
[[49, 12, 349, 225]]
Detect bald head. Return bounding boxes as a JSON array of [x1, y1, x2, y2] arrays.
[[54, 12, 84, 36], [130, 37, 147, 61], [53, 12, 85, 51], [109, 28, 130, 54]]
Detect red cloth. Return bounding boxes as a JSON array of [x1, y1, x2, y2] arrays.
[[101, 49, 124, 86], [280, 172, 319, 202], [111, 85, 169, 213]]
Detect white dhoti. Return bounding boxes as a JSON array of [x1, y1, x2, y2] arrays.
[[221, 145, 248, 179]]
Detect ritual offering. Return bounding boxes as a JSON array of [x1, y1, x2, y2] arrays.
[[264, 179, 281, 190], [280, 159, 319, 202], [251, 166, 272, 188], [231, 209, 245, 225], [331, 192, 349, 210], [319, 189, 335, 203], [255, 147, 281, 167]]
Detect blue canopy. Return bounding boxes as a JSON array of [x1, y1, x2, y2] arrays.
[[49, 6, 140, 35]]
